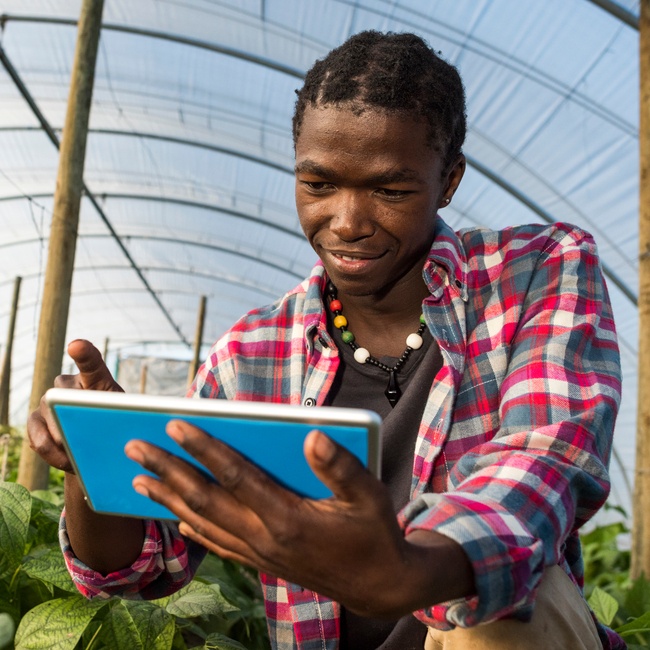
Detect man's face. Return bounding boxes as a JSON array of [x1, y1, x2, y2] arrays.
[[294, 104, 464, 301]]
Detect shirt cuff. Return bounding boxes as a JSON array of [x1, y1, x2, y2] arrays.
[[59, 509, 195, 600], [399, 493, 545, 629]]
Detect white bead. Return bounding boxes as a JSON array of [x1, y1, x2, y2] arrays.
[[353, 347, 371, 363], [406, 333, 423, 350]]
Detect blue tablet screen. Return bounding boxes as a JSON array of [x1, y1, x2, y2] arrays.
[[54, 405, 371, 519]]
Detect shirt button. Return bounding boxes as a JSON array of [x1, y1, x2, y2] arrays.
[[303, 397, 316, 407]]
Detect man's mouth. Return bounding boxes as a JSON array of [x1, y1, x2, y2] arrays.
[[331, 251, 382, 261]]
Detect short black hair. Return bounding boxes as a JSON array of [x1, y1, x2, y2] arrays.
[[293, 31, 466, 170]]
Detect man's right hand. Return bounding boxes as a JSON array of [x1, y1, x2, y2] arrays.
[[27, 339, 123, 472]]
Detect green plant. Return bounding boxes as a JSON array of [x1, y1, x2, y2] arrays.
[[582, 510, 650, 649], [0, 481, 269, 649]]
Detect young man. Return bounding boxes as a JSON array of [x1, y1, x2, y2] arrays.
[[30, 32, 623, 649]]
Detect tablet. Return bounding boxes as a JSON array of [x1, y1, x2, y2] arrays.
[[45, 388, 382, 520]]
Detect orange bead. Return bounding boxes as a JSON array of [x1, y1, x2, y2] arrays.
[[333, 314, 348, 329], [329, 299, 342, 312]]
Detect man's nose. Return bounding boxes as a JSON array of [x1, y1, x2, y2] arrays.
[[329, 192, 374, 241]]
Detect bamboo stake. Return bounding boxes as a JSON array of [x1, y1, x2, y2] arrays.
[[633, 0, 650, 580], [0, 276, 22, 427], [17, 0, 104, 490], [187, 295, 207, 388], [139, 362, 148, 395]]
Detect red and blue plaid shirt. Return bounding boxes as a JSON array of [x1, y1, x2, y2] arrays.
[[61, 217, 624, 649]]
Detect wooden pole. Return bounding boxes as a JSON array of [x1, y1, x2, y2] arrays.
[[139, 362, 148, 395], [633, 0, 650, 580], [0, 276, 22, 427], [187, 295, 207, 388], [17, 0, 104, 490]]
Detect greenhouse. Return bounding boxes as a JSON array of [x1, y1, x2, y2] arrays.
[[0, 0, 644, 648]]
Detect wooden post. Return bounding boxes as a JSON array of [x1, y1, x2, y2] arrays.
[[633, 0, 650, 580], [0, 276, 21, 427], [187, 295, 207, 388], [139, 362, 148, 395], [17, 0, 104, 490]]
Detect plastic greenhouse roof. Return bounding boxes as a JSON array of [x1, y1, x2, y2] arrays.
[[0, 0, 639, 514]]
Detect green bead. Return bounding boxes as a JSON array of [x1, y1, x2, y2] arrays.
[[341, 330, 355, 344], [420, 313, 426, 324]]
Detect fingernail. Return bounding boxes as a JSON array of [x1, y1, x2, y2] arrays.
[[179, 521, 194, 537], [133, 481, 149, 498], [125, 443, 144, 464], [313, 432, 336, 463], [167, 420, 185, 443]]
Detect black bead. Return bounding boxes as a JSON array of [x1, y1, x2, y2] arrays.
[[385, 371, 401, 407]]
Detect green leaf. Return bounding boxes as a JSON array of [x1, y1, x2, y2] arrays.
[[190, 633, 249, 650], [0, 482, 31, 580], [163, 581, 239, 619], [122, 601, 175, 650], [0, 612, 14, 649], [13, 595, 103, 649], [624, 573, 650, 618], [98, 601, 144, 650], [30, 490, 64, 508], [615, 609, 650, 636], [21, 548, 77, 593], [581, 522, 627, 548], [588, 586, 619, 626]]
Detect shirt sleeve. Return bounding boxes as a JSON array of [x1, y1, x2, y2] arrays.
[[59, 508, 207, 600], [400, 228, 621, 629]]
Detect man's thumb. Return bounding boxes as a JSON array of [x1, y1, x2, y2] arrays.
[[304, 430, 373, 503], [67, 339, 122, 392]]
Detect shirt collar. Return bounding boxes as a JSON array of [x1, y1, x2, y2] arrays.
[[423, 215, 469, 302]]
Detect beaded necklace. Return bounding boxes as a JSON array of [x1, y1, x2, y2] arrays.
[[326, 281, 426, 408]]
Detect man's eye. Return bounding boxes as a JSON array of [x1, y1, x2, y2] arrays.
[[376, 188, 409, 199], [302, 181, 333, 192]]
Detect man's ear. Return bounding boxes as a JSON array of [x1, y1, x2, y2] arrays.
[[439, 154, 466, 209]]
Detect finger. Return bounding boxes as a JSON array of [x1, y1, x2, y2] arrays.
[[166, 419, 301, 515], [26, 410, 73, 472], [177, 521, 262, 568], [125, 438, 265, 539], [303, 430, 381, 504], [39, 392, 63, 444], [140, 473, 268, 568], [67, 339, 122, 392]]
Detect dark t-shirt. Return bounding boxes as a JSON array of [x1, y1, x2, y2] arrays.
[[327, 316, 443, 649]]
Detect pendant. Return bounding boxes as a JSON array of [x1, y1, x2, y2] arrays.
[[385, 370, 401, 407]]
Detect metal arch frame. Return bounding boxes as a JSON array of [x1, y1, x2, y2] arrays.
[[0, 42, 191, 346], [2, 287, 272, 331], [0, 264, 288, 302], [0, 10, 636, 136], [0, 123, 293, 178], [584, 0, 639, 28], [0, 191, 304, 242], [0, 12, 638, 306], [0, 14, 306, 78], [329, 0, 636, 137], [0, 173, 638, 308], [87, 128, 294, 176], [0, 232, 308, 282], [2, 120, 640, 293]]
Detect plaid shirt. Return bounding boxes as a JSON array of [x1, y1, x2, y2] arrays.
[[61, 217, 624, 649]]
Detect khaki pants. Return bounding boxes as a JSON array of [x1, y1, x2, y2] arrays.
[[424, 566, 602, 649]]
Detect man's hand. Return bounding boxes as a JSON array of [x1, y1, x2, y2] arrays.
[[27, 339, 123, 472], [125, 420, 474, 618]]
